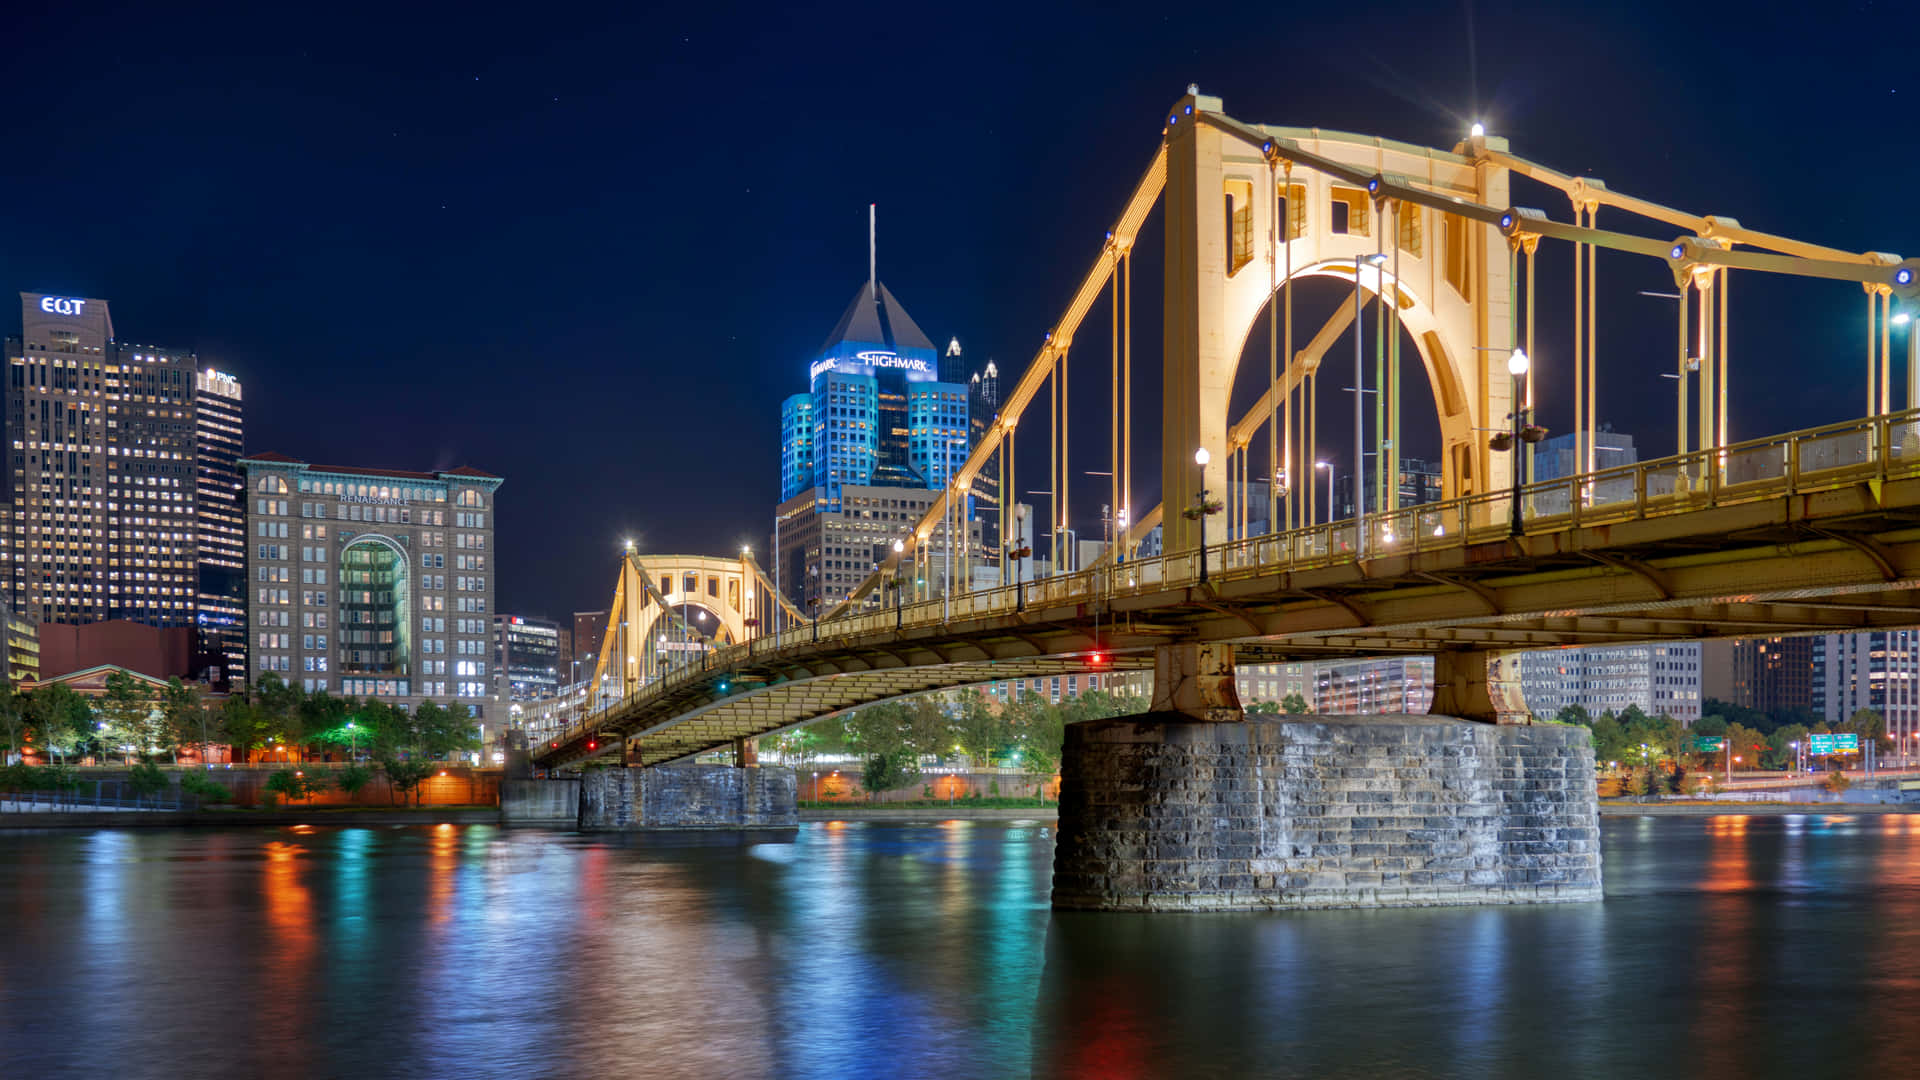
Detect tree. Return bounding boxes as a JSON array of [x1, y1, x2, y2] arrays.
[[1691, 714, 1729, 737], [419, 701, 480, 759], [1769, 724, 1811, 770], [1724, 722, 1769, 774], [218, 695, 271, 763], [1590, 712, 1629, 766], [846, 701, 912, 760], [0, 682, 25, 763], [253, 673, 303, 759], [381, 758, 436, 807], [97, 670, 158, 763], [860, 749, 920, 797], [264, 769, 322, 806], [950, 690, 1004, 767], [335, 765, 374, 800], [1280, 692, 1311, 715], [160, 678, 206, 764], [127, 761, 170, 804], [26, 684, 93, 765], [1554, 704, 1593, 727], [178, 773, 233, 805], [1245, 700, 1280, 715], [1823, 769, 1852, 795], [1845, 708, 1890, 753]]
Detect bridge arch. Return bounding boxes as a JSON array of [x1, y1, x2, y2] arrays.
[[1164, 108, 1512, 552], [590, 553, 776, 701]]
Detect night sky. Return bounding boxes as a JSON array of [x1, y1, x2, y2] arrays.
[[3, 1, 1912, 625]]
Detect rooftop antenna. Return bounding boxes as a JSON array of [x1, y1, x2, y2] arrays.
[[868, 203, 877, 300]]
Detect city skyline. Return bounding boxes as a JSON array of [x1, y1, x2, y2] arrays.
[[5, 2, 1917, 625]]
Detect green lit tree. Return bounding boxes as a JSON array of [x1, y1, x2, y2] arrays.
[[1280, 692, 1311, 715]]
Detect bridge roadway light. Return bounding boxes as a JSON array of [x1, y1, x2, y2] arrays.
[[891, 539, 906, 629], [1193, 447, 1213, 582], [1315, 461, 1333, 526], [1470, 122, 1485, 138]]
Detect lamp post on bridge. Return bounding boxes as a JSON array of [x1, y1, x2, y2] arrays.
[[1189, 446, 1220, 583], [1488, 348, 1544, 536], [1007, 504, 1031, 612], [1315, 461, 1333, 526]]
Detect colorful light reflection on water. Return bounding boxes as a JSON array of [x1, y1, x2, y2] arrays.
[[1, 816, 1919, 1077]]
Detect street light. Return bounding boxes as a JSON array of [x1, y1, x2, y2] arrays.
[[1315, 461, 1333, 526], [1193, 446, 1213, 583], [1495, 348, 1544, 535], [1008, 504, 1031, 611], [346, 720, 357, 762]]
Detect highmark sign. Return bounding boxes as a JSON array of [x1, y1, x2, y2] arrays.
[[809, 350, 934, 382], [38, 296, 87, 316]]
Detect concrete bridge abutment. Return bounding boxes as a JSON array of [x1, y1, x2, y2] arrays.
[[1051, 713, 1600, 911], [577, 764, 797, 831]]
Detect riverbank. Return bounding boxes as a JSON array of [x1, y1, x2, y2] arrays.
[[0, 806, 503, 828], [800, 806, 1058, 822], [1601, 801, 1920, 816]]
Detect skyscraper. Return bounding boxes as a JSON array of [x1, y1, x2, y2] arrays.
[[6, 294, 239, 677], [774, 265, 978, 612], [194, 368, 246, 683]]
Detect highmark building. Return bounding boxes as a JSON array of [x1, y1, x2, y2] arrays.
[[241, 452, 502, 722], [775, 277, 976, 612]]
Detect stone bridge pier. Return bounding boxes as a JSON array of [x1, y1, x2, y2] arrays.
[[1050, 644, 1601, 911]]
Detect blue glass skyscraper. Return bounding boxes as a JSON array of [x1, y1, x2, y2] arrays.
[[778, 279, 967, 508]]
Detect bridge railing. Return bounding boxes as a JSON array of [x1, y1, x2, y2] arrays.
[[545, 407, 1920, 756]]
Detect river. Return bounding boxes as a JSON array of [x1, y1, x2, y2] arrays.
[[2, 814, 1919, 1078]]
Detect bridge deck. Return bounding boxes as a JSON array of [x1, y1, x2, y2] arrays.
[[536, 409, 1920, 769]]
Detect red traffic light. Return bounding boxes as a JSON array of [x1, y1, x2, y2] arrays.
[[1090, 652, 1106, 665], [588, 740, 597, 750]]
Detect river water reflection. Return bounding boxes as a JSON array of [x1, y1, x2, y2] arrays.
[[4, 814, 1920, 1078]]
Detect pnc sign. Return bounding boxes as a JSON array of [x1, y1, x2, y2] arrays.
[[38, 296, 88, 317]]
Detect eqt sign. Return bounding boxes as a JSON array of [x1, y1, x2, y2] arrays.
[[38, 296, 87, 317]]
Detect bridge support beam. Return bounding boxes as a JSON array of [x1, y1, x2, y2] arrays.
[[1429, 650, 1527, 724], [1053, 713, 1600, 912], [733, 737, 757, 767], [1149, 642, 1243, 722]]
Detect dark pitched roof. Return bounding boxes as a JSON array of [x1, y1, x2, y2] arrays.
[[440, 465, 501, 479], [821, 280, 934, 353], [241, 450, 303, 464]]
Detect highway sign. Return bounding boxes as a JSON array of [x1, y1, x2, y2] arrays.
[[1809, 733, 1860, 755], [1691, 736, 1726, 752]]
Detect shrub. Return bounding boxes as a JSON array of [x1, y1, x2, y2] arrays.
[[178, 773, 233, 804], [1823, 769, 1852, 795], [128, 762, 169, 798]]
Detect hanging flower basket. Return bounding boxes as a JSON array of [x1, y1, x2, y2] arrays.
[[1007, 546, 1032, 560], [743, 618, 760, 627], [1180, 500, 1225, 521]]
